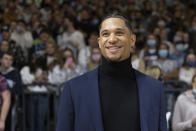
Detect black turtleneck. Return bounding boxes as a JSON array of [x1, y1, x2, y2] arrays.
[[98, 56, 141, 131]]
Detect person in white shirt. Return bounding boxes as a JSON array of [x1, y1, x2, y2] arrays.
[[10, 20, 33, 58], [57, 17, 86, 54], [78, 32, 98, 68]]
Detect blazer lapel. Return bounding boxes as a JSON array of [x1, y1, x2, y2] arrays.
[[135, 70, 149, 131], [86, 68, 104, 131]]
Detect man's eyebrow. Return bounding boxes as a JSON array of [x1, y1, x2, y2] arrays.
[[100, 28, 125, 33], [100, 29, 108, 33], [116, 28, 125, 31]]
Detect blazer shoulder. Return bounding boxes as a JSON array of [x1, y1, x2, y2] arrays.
[[134, 69, 163, 89], [65, 68, 98, 89]]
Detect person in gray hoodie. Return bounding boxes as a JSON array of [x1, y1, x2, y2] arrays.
[[172, 74, 196, 131]]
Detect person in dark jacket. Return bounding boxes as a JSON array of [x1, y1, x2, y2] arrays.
[[0, 50, 22, 131], [56, 13, 167, 131]]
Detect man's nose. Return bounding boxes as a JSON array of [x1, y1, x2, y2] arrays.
[[108, 33, 117, 44]]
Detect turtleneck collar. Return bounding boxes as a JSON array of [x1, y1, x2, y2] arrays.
[[99, 56, 134, 78]]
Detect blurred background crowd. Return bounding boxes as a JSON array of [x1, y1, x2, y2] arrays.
[[0, 0, 196, 131]]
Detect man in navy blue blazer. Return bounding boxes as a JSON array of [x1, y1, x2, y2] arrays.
[[56, 14, 167, 131]]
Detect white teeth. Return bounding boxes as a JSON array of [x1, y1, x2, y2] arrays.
[[107, 47, 121, 49], [109, 47, 118, 49]]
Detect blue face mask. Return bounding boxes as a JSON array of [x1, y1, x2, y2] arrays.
[[193, 89, 196, 93], [148, 49, 156, 54], [187, 61, 196, 67], [176, 44, 184, 51], [16, 26, 22, 33], [174, 36, 182, 42], [192, 89, 196, 99], [91, 19, 99, 25], [147, 40, 156, 47], [158, 49, 168, 58]]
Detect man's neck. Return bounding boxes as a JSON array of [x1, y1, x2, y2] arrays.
[[0, 66, 9, 73], [99, 56, 134, 78]]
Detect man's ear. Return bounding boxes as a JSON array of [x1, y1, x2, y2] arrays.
[[130, 34, 136, 47], [130, 34, 136, 53]]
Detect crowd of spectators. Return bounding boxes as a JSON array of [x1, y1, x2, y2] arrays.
[[0, 0, 196, 130]]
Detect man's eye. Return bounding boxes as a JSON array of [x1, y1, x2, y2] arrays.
[[102, 33, 109, 36], [116, 32, 124, 35]]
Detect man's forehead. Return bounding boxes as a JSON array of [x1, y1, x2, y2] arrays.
[[100, 18, 128, 31]]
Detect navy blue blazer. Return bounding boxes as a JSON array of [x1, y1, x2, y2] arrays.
[[56, 67, 167, 131]]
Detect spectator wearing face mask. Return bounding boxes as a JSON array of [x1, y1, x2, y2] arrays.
[[88, 47, 101, 71], [10, 20, 33, 59], [169, 41, 186, 67], [160, 28, 175, 55], [179, 51, 196, 85], [183, 32, 190, 53], [173, 31, 183, 43], [169, 30, 183, 53], [172, 74, 196, 131], [139, 34, 158, 67], [57, 17, 86, 54], [150, 43, 178, 80]]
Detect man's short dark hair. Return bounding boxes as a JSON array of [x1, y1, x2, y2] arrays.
[[17, 19, 26, 26], [40, 28, 51, 35], [99, 13, 133, 34], [1, 49, 14, 59]]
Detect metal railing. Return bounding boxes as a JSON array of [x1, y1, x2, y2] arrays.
[[163, 80, 190, 131], [21, 82, 65, 131]]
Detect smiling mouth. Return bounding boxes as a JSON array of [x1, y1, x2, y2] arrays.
[[106, 46, 122, 53]]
